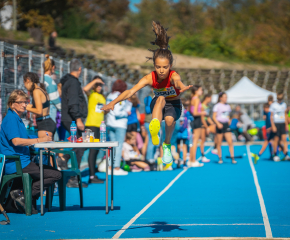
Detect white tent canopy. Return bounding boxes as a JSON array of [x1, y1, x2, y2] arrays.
[[211, 76, 277, 104]]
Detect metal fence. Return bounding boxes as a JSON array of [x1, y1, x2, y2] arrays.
[[0, 41, 149, 125]]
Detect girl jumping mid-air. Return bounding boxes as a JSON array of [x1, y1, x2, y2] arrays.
[[102, 21, 192, 164]]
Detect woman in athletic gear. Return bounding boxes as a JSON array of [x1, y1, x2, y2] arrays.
[[212, 92, 236, 164], [24, 72, 56, 138], [270, 92, 290, 162], [200, 94, 215, 163], [189, 85, 206, 167], [102, 21, 192, 164]]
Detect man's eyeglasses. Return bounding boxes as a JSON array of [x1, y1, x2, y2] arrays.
[[14, 101, 29, 105]]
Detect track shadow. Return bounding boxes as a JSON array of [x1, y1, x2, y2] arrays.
[[107, 221, 186, 233]]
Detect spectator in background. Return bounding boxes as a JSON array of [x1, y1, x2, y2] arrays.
[[127, 93, 140, 135], [143, 87, 157, 164], [240, 109, 255, 142], [177, 116, 188, 165], [43, 55, 61, 125], [268, 95, 274, 106], [24, 72, 56, 139], [270, 91, 289, 161], [83, 75, 105, 184], [122, 132, 150, 172], [232, 105, 241, 116], [48, 31, 58, 50], [60, 59, 88, 188], [105, 80, 131, 176], [0, 90, 60, 214]]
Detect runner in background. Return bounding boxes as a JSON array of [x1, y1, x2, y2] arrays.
[[212, 92, 236, 164]]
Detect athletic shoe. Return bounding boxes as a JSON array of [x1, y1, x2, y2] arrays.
[[188, 161, 204, 167], [251, 153, 260, 164], [130, 165, 143, 172], [162, 142, 173, 164], [201, 156, 210, 163], [163, 162, 173, 171], [149, 118, 160, 146], [282, 155, 290, 161], [164, 165, 173, 171], [67, 177, 88, 188], [144, 166, 151, 171], [157, 157, 163, 171], [273, 156, 280, 162], [109, 168, 128, 175], [89, 176, 104, 184], [211, 149, 218, 155]]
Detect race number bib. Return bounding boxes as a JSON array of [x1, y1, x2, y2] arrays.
[[221, 111, 229, 120], [275, 111, 285, 120], [95, 103, 104, 113], [153, 86, 177, 98]]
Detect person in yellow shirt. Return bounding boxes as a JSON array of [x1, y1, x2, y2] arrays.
[[83, 76, 106, 184]]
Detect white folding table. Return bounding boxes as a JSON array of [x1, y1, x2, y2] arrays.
[[34, 141, 119, 215]]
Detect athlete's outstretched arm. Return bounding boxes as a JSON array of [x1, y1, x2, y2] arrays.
[[171, 72, 192, 93], [101, 75, 152, 112]]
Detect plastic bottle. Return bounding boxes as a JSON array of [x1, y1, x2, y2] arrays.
[[100, 121, 106, 142], [70, 121, 77, 143]]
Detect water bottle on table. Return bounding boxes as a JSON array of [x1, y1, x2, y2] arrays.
[[70, 121, 77, 143], [100, 121, 106, 142]]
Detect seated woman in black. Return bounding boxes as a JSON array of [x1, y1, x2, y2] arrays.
[[24, 72, 56, 139]]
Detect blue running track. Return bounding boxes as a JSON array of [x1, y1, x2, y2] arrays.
[[0, 145, 289, 239]]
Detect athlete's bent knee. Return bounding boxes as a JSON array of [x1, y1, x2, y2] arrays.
[[165, 117, 175, 127], [156, 96, 166, 105]]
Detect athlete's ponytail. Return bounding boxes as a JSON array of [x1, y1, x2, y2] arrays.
[[147, 21, 173, 65]]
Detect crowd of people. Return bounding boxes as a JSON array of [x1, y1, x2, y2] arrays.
[[1, 21, 290, 215]]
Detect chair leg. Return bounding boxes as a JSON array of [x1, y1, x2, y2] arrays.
[[58, 175, 67, 211], [77, 174, 83, 208], [22, 173, 32, 216], [45, 186, 53, 211]]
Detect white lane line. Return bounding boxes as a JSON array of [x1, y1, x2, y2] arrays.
[[112, 147, 212, 239], [246, 145, 272, 238]]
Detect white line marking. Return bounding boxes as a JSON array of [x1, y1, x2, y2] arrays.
[[246, 145, 272, 238], [112, 147, 213, 239]]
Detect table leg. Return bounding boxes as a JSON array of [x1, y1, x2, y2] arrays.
[[106, 148, 108, 214], [111, 147, 114, 211], [40, 149, 44, 216]]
